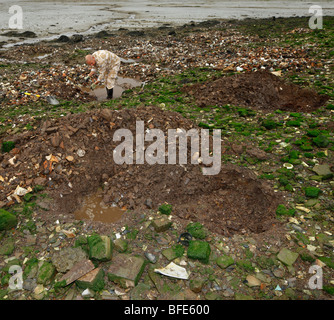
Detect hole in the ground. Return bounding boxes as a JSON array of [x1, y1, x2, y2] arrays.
[[1, 106, 285, 237], [73, 188, 125, 223]]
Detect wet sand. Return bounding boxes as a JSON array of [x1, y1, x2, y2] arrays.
[[0, 0, 333, 46]]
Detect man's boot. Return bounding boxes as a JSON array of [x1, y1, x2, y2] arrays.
[[106, 87, 113, 99]]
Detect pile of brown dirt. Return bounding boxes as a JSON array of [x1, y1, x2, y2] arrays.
[[182, 71, 329, 112], [0, 105, 283, 236]]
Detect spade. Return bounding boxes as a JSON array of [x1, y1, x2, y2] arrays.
[[23, 92, 60, 105]]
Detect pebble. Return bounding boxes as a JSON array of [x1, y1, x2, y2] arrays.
[[144, 252, 157, 264]]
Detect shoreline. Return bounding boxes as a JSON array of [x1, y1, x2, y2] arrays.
[[1, 0, 334, 48]]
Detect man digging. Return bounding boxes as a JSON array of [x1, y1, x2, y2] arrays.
[[85, 50, 121, 99]]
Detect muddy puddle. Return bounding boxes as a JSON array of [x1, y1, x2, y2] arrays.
[[81, 76, 143, 101], [73, 188, 125, 224]]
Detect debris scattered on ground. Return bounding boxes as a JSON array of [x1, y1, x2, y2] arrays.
[[0, 17, 333, 301]]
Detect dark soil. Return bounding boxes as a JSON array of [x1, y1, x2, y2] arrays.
[[182, 71, 329, 112], [0, 105, 283, 237]]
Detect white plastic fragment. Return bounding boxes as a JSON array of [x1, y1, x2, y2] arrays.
[[283, 163, 293, 170], [81, 288, 94, 298], [154, 262, 190, 280]]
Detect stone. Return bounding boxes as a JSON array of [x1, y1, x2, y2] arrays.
[[162, 248, 179, 261], [305, 187, 321, 198], [235, 293, 254, 300], [216, 254, 234, 269], [76, 267, 105, 292], [0, 209, 17, 231], [187, 240, 211, 264], [0, 237, 14, 255], [33, 284, 45, 300], [312, 164, 332, 176], [23, 278, 37, 291], [277, 248, 299, 266], [190, 278, 206, 293], [37, 262, 56, 285], [148, 268, 165, 294], [144, 198, 153, 209], [88, 234, 113, 262], [144, 252, 157, 264], [151, 217, 172, 232], [305, 199, 319, 207], [108, 254, 146, 287], [130, 283, 151, 300], [70, 34, 83, 43], [114, 238, 128, 253], [33, 177, 47, 186], [23, 259, 39, 279], [245, 275, 261, 287], [100, 109, 114, 122], [273, 267, 285, 278], [204, 291, 221, 300], [50, 133, 60, 147], [57, 35, 70, 42], [52, 247, 88, 273], [255, 272, 272, 284], [174, 288, 199, 300], [64, 288, 76, 300], [60, 259, 95, 285]]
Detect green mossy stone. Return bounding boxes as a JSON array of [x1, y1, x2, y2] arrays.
[[0, 209, 18, 231], [205, 291, 222, 300], [187, 240, 211, 264], [1, 141, 15, 153], [313, 135, 329, 148], [235, 293, 254, 300], [186, 222, 207, 239], [318, 256, 334, 269], [286, 120, 301, 127], [262, 119, 279, 130], [87, 234, 113, 262], [189, 278, 206, 293], [23, 258, 39, 279], [114, 238, 128, 253], [276, 204, 295, 216], [323, 285, 334, 295], [236, 260, 255, 272], [162, 244, 184, 261], [277, 248, 299, 266], [37, 262, 56, 285], [151, 217, 172, 232], [0, 237, 15, 256], [305, 187, 321, 198], [130, 283, 151, 300], [158, 203, 172, 215], [216, 255, 234, 269]]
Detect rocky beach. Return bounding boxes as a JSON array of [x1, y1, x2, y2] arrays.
[[0, 1, 333, 304]]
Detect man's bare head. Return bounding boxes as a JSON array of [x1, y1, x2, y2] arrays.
[[85, 55, 96, 66]]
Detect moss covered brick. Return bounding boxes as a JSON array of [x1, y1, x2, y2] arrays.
[[37, 262, 56, 285], [187, 240, 211, 264], [87, 234, 113, 262], [0, 209, 17, 231], [305, 187, 321, 198]]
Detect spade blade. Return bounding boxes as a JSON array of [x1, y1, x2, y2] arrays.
[[46, 95, 59, 105]]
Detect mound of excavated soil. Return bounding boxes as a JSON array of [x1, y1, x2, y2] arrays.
[[0, 105, 283, 236], [182, 71, 329, 112]]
